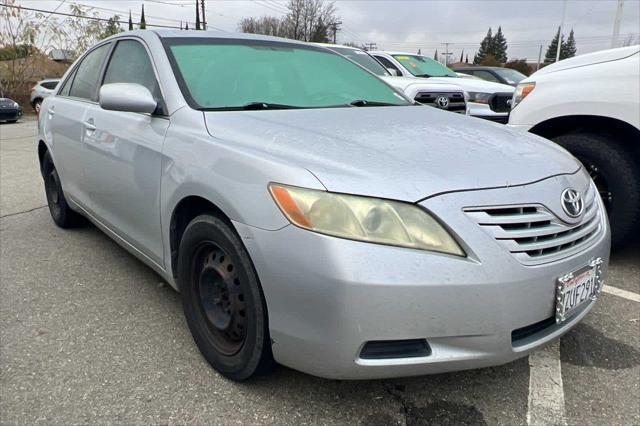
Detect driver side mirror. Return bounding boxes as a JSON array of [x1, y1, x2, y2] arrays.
[[99, 83, 157, 114], [386, 68, 400, 77]]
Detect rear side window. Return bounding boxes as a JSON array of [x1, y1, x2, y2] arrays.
[[69, 44, 110, 100], [103, 40, 161, 98], [41, 81, 59, 90], [374, 55, 401, 74]]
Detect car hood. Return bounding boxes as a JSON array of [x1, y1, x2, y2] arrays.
[[533, 45, 640, 77], [424, 77, 514, 94], [204, 106, 579, 201], [380, 76, 463, 93]]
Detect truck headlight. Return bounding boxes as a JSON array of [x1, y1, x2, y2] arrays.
[[512, 82, 535, 109], [467, 92, 493, 104], [269, 184, 465, 256]]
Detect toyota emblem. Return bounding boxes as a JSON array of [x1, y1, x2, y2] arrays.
[[435, 96, 449, 109], [561, 188, 584, 218]]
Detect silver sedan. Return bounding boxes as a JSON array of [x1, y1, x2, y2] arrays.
[[37, 30, 610, 380]]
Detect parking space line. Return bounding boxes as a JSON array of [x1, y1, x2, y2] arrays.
[[527, 340, 567, 426], [602, 285, 640, 303]]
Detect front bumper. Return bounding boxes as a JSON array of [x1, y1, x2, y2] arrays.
[[468, 102, 509, 124], [0, 108, 22, 121], [235, 175, 611, 380]]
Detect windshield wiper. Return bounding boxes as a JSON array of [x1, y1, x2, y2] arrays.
[[240, 102, 301, 110], [349, 100, 399, 107], [414, 73, 432, 78]]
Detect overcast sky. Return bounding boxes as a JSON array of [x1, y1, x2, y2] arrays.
[[20, 0, 640, 61]]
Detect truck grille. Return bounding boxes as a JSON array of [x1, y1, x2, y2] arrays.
[[414, 91, 466, 113], [465, 185, 603, 265], [489, 92, 512, 113]]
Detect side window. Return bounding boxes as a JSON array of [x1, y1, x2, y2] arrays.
[[374, 55, 401, 74], [473, 70, 500, 83], [41, 81, 59, 90], [69, 44, 110, 100], [103, 40, 161, 99], [58, 68, 77, 97]]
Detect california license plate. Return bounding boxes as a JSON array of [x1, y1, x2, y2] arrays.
[[555, 258, 603, 323]]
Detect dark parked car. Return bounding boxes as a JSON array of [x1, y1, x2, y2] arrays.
[[453, 66, 527, 87], [0, 97, 22, 123]]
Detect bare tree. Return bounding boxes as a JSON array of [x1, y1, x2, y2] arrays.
[[238, 0, 339, 43], [622, 34, 638, 47]]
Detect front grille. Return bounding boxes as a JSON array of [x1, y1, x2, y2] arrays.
[[415, 91, 466, 113], [465, 184, 603, 265], [489, 92, 512, 113]]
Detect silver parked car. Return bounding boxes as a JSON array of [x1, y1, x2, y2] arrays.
[[30, 79, 60, 113], [38, 31, 610, 381]]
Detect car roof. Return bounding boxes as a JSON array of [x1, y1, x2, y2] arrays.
[[148, 29, 312, 46]]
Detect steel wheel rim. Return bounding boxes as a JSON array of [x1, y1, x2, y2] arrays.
[[193, 242, 247, 356], [588, 162, 612, 212]]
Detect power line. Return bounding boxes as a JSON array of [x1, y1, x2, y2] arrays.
[[0, 3, 182, 28]]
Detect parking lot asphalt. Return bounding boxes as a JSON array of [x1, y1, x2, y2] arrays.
[[1, 118, 638, 425]]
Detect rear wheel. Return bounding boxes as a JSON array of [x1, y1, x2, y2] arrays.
[[553, 132, 640, 248], [178, 214, 273, 380], [41, 151, 84, 228]]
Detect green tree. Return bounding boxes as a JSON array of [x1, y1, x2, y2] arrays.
[[465, 53, 469, 63], [100, 16, 122, 39], [140, 4, 146, 29], [544, 27, 563, 63], [478, 53, 501, 66], [562, 29, 577, 58], [474, 27, 493, 64], [128, 10, 133, 31], [459, 49, 464, 63], [433, 48, 438, 60], [493, 26, 508, 63]]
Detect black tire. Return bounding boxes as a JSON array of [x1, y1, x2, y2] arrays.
[[177, 214, 273, 380], [553, 132, 640, 248], [33, 98, 43, 114], [41, 151, 84, 228]]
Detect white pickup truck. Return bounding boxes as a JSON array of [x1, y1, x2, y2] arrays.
[[317, 44, 468, 115], [509, 45, 640, 247]]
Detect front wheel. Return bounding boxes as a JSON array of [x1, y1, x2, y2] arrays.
[[553, 132, 640, 248], [178, 215, 273, 380]]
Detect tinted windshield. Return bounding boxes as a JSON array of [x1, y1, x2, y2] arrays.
[[392, 54, 457, 77], [165, 39, 409, 110], [329, 46, 389, 76], [493, 68, 527, 85]]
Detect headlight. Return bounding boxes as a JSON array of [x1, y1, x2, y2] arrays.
[[12, 101, 19, 108], [511, 82, 535, 109], [467, 92, 493, 104], [269, 184, 465, 256]]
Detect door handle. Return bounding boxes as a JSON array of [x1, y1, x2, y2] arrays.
[[47, 107, 55, 117], [83, 118, 96, 132]]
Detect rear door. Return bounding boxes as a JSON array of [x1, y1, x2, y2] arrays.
[[83, 38, 169, 265], [48, 43, 111, 208]]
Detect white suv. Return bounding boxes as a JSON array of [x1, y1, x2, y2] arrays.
[[30, 79, 60, 113], [509, 45, 640, 247], [371, 51, 514, 123]]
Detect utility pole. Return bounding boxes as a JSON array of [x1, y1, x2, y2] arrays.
[[536, 44, 543, 70], [611, 0, 624, 48], [442, 42, 450, 66], [331, 21, 342, 44], [556, 0, 567, 62], [201, 0, 206, 30]]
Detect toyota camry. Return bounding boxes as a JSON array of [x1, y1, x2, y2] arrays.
[[37, 31, 610, 380]]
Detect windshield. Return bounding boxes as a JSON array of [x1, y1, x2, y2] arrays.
[[493, 68, 527, 85], [164, 39, 409, 110], [392, 54, 457, 77], [329, 46, 389, 76]]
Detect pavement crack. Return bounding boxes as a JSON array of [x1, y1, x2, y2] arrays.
[[0, 205, 48, 219]]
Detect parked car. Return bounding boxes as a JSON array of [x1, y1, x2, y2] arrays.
[[0, 97, 22, 123], [509, 45, 640, 248], [453, 66, 527, 86], [371, 51, 515, 123], [39, 31, 610, 381], [30, 79, 60, 113], [317, 43, 467, 114]]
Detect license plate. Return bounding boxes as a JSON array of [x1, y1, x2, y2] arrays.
[[555, 258, 603, 323]]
